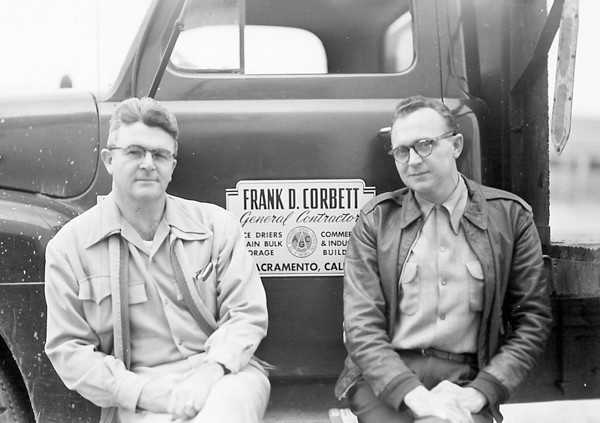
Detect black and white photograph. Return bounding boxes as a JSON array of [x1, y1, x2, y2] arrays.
[[0, 0, 598, 422]]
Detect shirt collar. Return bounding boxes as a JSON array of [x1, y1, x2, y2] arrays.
[[414, 175, 468, 234], [85, 193, 211, 248], [163, 195, 212, 241], [85, 192, 122, 248]]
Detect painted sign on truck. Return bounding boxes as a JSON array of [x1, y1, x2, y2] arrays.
[[226, 179, 376, 277]]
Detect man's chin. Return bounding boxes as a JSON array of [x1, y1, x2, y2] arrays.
[[404, 177, 431, 191], [130, 189, 165, 203]]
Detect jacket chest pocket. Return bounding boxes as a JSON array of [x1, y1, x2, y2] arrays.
[[398, 263, 420, 316], [78, 276, 148, 336]]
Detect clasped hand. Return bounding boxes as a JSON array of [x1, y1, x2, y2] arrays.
[[404, 381, 487, 423], [137, 362, 226, 421]]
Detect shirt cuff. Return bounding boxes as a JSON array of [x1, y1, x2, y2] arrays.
[[204, 345, 241, 374], [205, 342, 255, 374], [204, 359, 231, 375], [115, 371, 149, 412]]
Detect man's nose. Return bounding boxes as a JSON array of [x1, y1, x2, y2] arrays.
[[406, 147, 423, 165], [139, 150, 156, 168]]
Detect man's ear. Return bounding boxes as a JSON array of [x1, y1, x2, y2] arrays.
[[452, 134, 464, 159], [168, 159, 177, 183], [100, 149, 114, 175]]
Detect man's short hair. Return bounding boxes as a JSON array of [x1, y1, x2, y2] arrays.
[[392, 95, 456, 130], [107, 97, 179, 156]]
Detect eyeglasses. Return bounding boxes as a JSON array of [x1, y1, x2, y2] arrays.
[[388, 131, 456, 164], [109, 145, 175, 163]]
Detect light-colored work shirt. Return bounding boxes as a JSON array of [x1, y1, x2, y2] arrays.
[[45, 193, 268, 412], [391, 177, 483, 354]]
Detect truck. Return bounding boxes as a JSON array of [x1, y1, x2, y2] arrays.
[[1, 0, 598, 421]]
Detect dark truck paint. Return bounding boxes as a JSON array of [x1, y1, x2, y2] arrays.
[[0, 92, 98, 198]]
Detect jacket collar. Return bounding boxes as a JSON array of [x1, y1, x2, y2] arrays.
[[85, 193, 211, 248], [399, 175, 488, 230], [462, 176, 488, 230], [399, 190, 423, 229]]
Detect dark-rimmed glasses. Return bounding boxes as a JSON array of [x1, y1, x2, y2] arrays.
[[108, 145, 176, 163], [388, 131, 456, 164]]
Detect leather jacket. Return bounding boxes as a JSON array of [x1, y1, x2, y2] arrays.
[[335, 176, 552, 419]]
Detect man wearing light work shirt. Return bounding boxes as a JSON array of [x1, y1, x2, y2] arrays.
[[45, 97, 269, 422], [336, 96, 551, 423]]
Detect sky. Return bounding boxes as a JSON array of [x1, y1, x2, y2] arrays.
[[0, 0, 150, 96]]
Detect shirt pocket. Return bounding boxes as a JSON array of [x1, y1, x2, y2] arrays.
[[128, 281, 148, 305], [193, 260, 218, 316], [78, 275, 111, 304], [466, 261, 484, 312], [398, 262, 420, 316], [78, 276, 148, 336], [78, 275, 112, 336]]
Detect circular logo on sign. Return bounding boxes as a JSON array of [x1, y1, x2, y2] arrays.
[[286, 226, 317, 258]]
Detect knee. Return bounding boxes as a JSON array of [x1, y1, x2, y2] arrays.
[[211, 366, 270, 404], [197, 367, 270, 422]]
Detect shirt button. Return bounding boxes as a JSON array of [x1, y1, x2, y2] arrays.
[[178, 339, 183, 345], [441, 280, 447, 286], [440, 246, 446, 252], [440, 314, 446, 320]]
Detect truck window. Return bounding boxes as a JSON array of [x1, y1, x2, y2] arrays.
[[383, 11, 414, 73], [171, 25, 328, 74], [172, 0, 413, 75]]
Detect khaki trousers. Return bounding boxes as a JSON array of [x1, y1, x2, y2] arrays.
[[118, 364, 270, 423]]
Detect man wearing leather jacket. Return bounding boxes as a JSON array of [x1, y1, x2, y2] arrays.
[[335, 96, 552, 423]]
